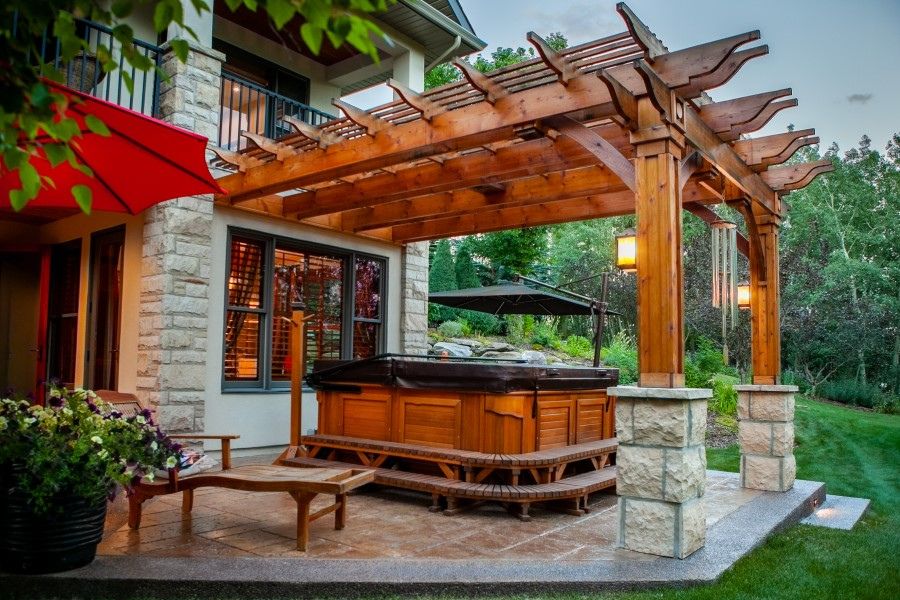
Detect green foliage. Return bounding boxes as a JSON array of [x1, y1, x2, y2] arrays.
[[428, 239, 456, 292], [436, 320, 463, 338], [458, 310, 503, 336], [0, 387, 178, 515], [468, 228, 549, 280], [423, 61, 460, 90], [529, 318, 558, 348], [709, 372, 739, 417], [2, 0, 392, 212], [601, 331, 638, 385], [818, 379, 897, 412], [557, 335, 594, 359], [454, 245, 480, 289]]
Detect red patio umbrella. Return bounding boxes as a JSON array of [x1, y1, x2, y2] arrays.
[[0, 80, 225, 214]]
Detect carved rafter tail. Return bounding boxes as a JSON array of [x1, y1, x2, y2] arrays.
[[699, 88, 793, 134], [597, 68, 638, 129], [760, 159, 834, 192], [652, 30, 761, 89], [722, 98, 798, 141], [386, 79, 444, 122], [731, 129, 818, 170], [239, 131, 295, 162], [283, 116, 339, 148], [616, 2, 664, 61], [670, 44, 769, 98], [527, 31, 575, 85], [452, 60, 508, 105], [332, 99, 389, 136], [209, 146, 262, 174]]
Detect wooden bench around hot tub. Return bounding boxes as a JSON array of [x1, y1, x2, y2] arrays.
[[279, 434, 618, 519]]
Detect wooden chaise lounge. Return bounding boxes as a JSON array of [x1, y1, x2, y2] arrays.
[[128, 463, 374, 550], [95, 390, 375, 550]]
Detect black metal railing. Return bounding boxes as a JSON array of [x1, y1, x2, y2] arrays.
[[13, 13, 163, 116], [218, 71, 334, 151]]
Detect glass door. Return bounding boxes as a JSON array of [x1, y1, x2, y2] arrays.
[[85, 227, 124, 390]]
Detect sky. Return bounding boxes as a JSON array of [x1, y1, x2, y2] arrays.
[[348, 0, 900, 154]]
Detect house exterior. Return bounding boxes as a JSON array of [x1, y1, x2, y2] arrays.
[[0, 1, 484, 451]]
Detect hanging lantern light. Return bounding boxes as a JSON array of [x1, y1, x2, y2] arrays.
[[737, 281, 751, 310], [615, 228, 637, 273], [711, 219, 738, 362]]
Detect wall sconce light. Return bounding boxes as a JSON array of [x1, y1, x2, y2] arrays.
[[737, 281, 751, 310], [615, 228, 637, 273]]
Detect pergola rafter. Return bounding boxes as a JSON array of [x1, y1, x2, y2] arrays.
[[213, 2, 833, 387]]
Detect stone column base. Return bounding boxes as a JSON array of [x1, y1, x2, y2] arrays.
[[609, 386, 711, 559], [736, 385, 798, 492]]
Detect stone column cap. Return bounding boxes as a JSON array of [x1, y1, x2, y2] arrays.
[[608, 386, 712, 400], [160, 39, 226, 62], [733, 384, 799, 393]]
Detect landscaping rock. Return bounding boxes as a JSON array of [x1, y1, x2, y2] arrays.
[[480, 350, 523, 360], [521, 350, 547, 364], [448, 338, 484, 350], [478, 342, 517, 354], [429, 342, 472, 358]]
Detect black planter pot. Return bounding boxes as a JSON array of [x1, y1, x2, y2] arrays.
[[0, 491, 108, 574]]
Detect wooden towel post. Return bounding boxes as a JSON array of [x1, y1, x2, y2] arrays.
[[280, 300, 314, 462]]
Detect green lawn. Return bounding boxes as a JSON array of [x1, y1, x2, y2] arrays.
[[455, 397, 900, 600]]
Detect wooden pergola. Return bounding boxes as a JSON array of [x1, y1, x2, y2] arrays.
[[213, 3, 831, 391]]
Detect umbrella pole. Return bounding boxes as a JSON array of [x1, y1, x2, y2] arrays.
[[593, 273, 609, 368]]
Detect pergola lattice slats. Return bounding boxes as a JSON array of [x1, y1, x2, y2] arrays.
[[214, 2, 833, 387]]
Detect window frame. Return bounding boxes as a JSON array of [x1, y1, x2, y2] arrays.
[[222, 228, 387, 391]]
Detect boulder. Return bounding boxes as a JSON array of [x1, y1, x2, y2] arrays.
[[448, 338, 484, 350], [480, 350, 523, 360], [521, 350, 547, 364], [478, 342, 517, 354], [429, 342, 473, 358]]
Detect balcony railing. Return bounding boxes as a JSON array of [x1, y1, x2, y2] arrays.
[[15, 14, 163, 116], [218, 71, 335, 152]]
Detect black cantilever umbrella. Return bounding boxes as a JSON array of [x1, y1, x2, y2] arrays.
[[429, 283, 619, 317]]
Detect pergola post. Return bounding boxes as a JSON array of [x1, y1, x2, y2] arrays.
[[632, 97, 686, 388], [748, 218, 781, 385], [609, 95, 710, 560], [737, 213, 798, 491]]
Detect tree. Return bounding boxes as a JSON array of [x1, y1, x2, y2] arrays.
[[1, 0, 393, 212], [454, 244, 480, 289], [428, 239, 456, 292]]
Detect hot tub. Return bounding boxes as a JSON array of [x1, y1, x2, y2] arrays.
[[306, 356, 619, 454]]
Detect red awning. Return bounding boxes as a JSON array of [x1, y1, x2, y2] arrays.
[[1, 80, 225, 214]]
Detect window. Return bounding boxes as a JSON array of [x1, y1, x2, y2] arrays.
[[223, 231, 386, 389]]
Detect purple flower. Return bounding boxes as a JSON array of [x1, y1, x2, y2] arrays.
[[48, 395, 64, 408]]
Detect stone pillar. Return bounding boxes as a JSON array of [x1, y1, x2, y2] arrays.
[[736, 385, 797, 491], [610, 386, 711, 559], [399, 241, 429, 355], [137, 41, 224, 433]]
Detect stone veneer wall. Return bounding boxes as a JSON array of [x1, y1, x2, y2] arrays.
[[610, 386, 711, 559], [137, 42, 224, 432], [399, 241, 429, 354], [735, 385, 798, 492]]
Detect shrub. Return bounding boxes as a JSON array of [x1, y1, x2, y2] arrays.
[[559, 335, 594, 359], [819, 379, 885, 409], [709, 373, 739, 417], [458, 310, 504, 336], [601, 332, 638, 384], [530, 319, 558, 348], [437, 320, 464, 338]]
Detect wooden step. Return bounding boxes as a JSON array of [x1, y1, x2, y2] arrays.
[[280, 455, 617, 504]]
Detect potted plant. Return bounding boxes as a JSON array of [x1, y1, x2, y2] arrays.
[[0, 387, 179, 574]]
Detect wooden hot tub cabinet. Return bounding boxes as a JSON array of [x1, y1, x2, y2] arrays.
[[308, 358, 619, 454]]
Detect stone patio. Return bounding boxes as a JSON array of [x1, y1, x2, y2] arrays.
[[0, 464, 826, 597], [97, 470, 754, 561]]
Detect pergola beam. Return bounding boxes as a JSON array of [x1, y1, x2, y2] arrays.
[[346, 165, 625, 232], [216, 31, 766, 204]]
